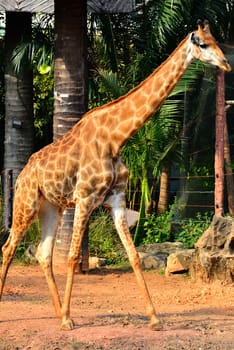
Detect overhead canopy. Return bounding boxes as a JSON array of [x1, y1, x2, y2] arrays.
[[0, 0, 136, 14]]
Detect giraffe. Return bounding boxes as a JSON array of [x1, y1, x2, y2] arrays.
[[0, 20, 231, 331]]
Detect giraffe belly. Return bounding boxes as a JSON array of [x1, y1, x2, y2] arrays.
[[43, 190, 75, 209], [39, 177, 76, 209]]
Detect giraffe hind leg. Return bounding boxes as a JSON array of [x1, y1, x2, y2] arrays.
[[0, 178, 41, 301], [35, 200, 63, 318], [0, 210, 37, 300]]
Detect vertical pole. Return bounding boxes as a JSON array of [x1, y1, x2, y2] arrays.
[[214, 69, 225, 216], [224, 107, 234, 215]]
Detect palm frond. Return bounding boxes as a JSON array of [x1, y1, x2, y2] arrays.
[[97, 69, 127, 100], [11, 13, 54, 74]]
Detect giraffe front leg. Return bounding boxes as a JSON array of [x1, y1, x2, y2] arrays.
[[105, 193, 162, 331], [60, 255, 78, 330], [60, 201, 91, 330]]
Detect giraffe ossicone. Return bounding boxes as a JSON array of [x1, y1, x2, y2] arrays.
[[0, 21, 231, 330]]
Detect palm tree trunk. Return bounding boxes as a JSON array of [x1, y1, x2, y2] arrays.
[[157, 162, 171, 215], [3, 12, 33, 232], [53, 0, 88, 272]]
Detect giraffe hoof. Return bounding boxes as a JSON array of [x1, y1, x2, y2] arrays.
[[60, 318, 75, 331], [149, 318, 163, 331]]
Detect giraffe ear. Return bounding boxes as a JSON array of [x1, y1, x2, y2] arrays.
[[191, 32, 201, 46], [203, 19, 211, 33], [196, 19, 203, 30], [196, 19, 211, 33]]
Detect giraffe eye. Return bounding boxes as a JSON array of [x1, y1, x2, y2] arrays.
[[200, 43, 208, 49]]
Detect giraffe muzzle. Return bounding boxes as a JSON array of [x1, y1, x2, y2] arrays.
[[221, 58, 231, 72]]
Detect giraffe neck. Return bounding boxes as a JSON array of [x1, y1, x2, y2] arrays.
[[98, 34, 193, 157]]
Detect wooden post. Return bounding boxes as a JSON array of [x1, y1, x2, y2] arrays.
[[214, 69, 225, 216], [224, 103, 234, 215]]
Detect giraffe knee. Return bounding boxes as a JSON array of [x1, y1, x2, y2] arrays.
[[67, 254, 80, 270]]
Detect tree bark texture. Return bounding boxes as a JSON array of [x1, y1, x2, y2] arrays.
[[157, 163, 171, 215], [224, 112, 234, 215], [53, 0, 88, 139], [53, 0, 89, 271], [214, 69, 225, 216], [4, 12, 33, 185], [3, 12, 33, 233]]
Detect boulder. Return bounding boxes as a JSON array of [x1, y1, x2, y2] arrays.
[[165, 249, 195, 276], [89, 256, 106, 269], [137, 242, 184, 255], [137, 242, 185, 271], [138, 251, 168, 270], [190, 215, 234, 283]]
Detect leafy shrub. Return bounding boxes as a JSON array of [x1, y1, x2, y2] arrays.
[[89, 208, 125, 265], [15, 221, 40, 261], [142, 211, 172, 244], [174, 212, 212, 248], [142, 209, 212, 249]]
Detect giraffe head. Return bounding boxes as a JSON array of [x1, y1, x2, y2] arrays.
[[190, 20, 231, 72]]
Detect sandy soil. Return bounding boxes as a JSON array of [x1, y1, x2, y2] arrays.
[[0, 264, 233, 350]]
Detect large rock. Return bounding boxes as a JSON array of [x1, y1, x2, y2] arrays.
[[138, 251, 168, 270], [137, 242, 184, 255], [137, 242, 184, 271], [190, 215, 234, 283], [165, 249, 195, 276]]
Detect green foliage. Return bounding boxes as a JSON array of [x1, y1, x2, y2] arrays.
[[142, 211, 172, 244], [10, 13, 54, 145], [174, 212, 212, 248], [12, 14, 54, 74], [89, 208, 125, 265], [187, 165, 214, 190], [33, 72, 53, 144], [134, 175, 151, 245], [15, 221, 40, 262], [142, 208, 212, 249]]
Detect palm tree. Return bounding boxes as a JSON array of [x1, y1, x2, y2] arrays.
[[11, 13, 54, 150], [52, 0, 88, 270], [3, 12, 34, 234]]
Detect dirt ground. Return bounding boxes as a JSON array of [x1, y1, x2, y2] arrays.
[[0, 264, 233, 350]]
